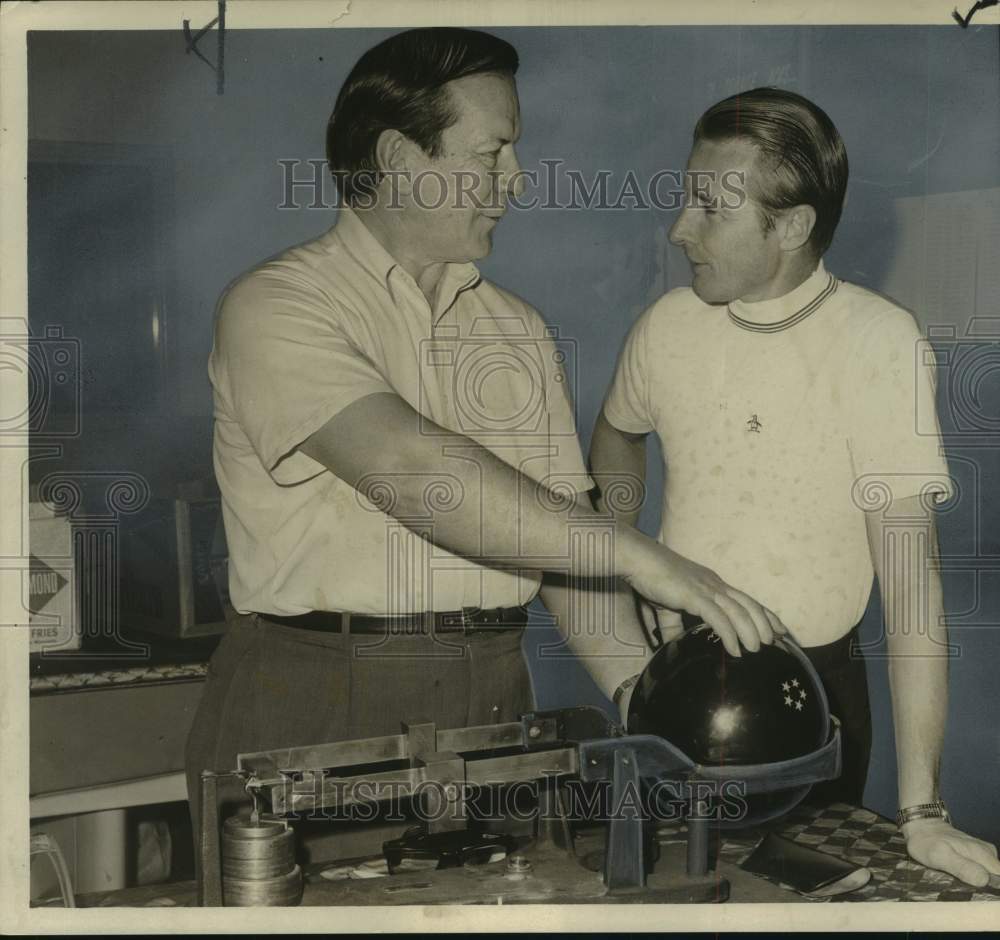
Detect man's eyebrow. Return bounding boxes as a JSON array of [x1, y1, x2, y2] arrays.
[[475, 125, 521, 147], [475, 135, 512, 148]]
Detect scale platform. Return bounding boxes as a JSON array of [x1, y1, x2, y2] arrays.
[[298, 832, 808, 905]]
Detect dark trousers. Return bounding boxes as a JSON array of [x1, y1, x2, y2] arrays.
[[800, 626, 873, 808], [185, 613, 534, 862]]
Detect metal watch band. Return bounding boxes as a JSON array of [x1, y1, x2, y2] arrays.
[[613, 674, 640, 708], [896, 800, 951, 827]]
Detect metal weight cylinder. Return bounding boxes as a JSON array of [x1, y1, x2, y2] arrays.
[[221, 813, 303, 906], [223, 866, 304, 907]]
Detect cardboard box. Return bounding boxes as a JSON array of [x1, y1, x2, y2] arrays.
[[28, 501, 81, 653]]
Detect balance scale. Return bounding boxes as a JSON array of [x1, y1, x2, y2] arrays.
[[197, 705, 840, 906]]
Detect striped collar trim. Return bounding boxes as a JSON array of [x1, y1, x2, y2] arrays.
[[727, 273, 839, 334]]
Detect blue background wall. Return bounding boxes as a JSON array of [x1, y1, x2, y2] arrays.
[[28, 26, 999, 841]]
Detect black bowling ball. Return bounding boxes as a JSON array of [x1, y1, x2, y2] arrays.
[[627, 624, 829, 765], [625, 623, 838, 827]]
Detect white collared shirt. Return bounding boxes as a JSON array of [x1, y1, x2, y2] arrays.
[[210, 208, 592, 615]]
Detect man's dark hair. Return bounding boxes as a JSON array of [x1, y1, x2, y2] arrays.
[[694, 87, 848, 258], [326, 28, 519, 204]]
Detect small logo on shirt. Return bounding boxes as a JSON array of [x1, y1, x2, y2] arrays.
[[746, 414, 763, 433]]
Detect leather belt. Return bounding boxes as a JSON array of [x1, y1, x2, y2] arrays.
[[255, 605, 529, 636]]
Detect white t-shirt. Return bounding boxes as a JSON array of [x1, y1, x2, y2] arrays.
[[210, 208, 593, 616], [603, 261, 952, 646]]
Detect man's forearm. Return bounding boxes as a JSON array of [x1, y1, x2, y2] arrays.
[[868, 497, 949, 808], [538, 575, 651, 700], [301, 391, 652, 580], [884, 566, 948, 808]]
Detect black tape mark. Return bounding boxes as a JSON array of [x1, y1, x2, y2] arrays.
[[183, 0, 227, 94], [952, 0, 998, 27]]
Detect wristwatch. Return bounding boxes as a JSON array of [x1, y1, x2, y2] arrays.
[[612, 673, 640, 709], [896, 800, 951, 828]]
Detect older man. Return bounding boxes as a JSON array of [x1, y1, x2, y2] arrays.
[[591, 86, 1000, 887], [186, 29, 781, 844]]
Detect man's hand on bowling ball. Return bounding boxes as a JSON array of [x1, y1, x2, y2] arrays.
[[903, 818, 1000, 887], [625, 542, 787, 657]]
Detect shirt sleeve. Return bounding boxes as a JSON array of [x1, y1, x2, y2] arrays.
[[210, 269, 394, 486], [602, 305, 656, 434], [846, 306, 953, 506]]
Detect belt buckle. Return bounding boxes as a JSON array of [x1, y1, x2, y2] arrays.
[[460, 607, 479, 634], [435, 609, 466, 634]]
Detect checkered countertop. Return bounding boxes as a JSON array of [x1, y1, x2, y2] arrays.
[[657, 802, 1000, 902]]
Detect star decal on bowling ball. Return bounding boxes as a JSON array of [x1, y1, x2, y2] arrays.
[[781, 678, 808, 711]]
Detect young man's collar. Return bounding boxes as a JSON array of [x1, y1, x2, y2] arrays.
[[727, 261, 838, 333]]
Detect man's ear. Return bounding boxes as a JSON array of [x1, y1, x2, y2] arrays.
[[778, 204, 817, 253], [374, 128, 413, 194]]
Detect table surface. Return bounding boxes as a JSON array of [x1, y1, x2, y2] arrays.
[[69, 801, 1000, 907], [694, 801, 1000, 903]]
